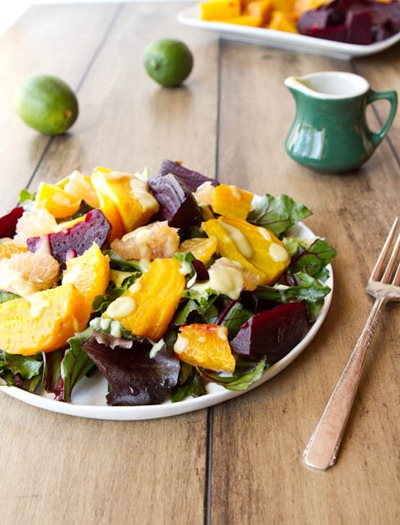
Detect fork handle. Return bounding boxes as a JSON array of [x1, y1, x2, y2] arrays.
[[303, 297, 385, 470]]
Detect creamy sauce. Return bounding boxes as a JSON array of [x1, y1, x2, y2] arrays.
[[27, 293, 50, 318], [130, 176, 159, 212], [149, 339, 165, 358], [105, 296, 136, 318], [258, 227, 272, 241], [174, 336, 189, 355], [220, 222, 253, 259], [269, 243, 289, 263], [192, 264, 245, 300], [0, 268, 40, 296]]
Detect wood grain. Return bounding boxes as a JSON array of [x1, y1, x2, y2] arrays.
[[0, 3, 399, 525]]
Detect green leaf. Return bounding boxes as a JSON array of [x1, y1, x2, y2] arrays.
[[171, 365, 207, 402], [288, 238, 337, 278], [248, 194, 313, 237], [254, 271, 331, 319], [19, 188, 35, 204], [60, 327, 97, 402], [0, 291, 19, 304], [199, 357, 268, 391], [219, 302, 253, 339], [0, 350, 43, 379]]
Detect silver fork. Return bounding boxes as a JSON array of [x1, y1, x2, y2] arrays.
[[303, 217, 400, 471]]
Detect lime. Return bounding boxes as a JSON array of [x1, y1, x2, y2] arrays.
[[144, 38, 194, 88], [14, 74, 79, 135]]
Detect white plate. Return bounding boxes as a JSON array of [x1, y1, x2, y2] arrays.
[[0, 221, 333, 420], [178, 5, 400, 59]]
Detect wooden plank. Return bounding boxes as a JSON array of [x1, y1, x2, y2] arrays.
[[0, 2, 121, 214], [211, 40, 400, 524], [0, 3, 219, 524]]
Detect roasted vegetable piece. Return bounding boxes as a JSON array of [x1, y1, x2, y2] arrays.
[[0, 206, 24, 238], [148, 173, 202, 228], [103, 258, 186, 341], [174, 324, 236, 373], [62, 242, 110, 311], [201, 0, 241, 21], [158, 159, 219, 191], [212, 184, 254, 219], [90, 167, 159, 232], [202, 216, 290, 285], [82, 338, 180, 406], [27, 208, 111, 265], [230, 301, 308, 362], [0, 283, 90, 356]]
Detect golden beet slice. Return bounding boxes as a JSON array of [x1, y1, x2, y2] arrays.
[[0, 283, 90, 356], [103, 258, 185, 341]]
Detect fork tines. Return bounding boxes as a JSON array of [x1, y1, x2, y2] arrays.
[[370, 217, 400, 286]]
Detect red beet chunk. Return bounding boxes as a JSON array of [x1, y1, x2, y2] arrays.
[[0, 206, 24, 238], [27, 208, 111, 264], [230, 301, 308, 363], [158, 159, 219, 191], [148, 173, 202, 228], [346, 11, 372, 44]]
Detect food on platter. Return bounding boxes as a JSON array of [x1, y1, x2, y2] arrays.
[[0, 160, 336, 406], [199, 0, 400, 45]]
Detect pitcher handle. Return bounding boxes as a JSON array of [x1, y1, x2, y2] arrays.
[[366, 88, 398, 148]]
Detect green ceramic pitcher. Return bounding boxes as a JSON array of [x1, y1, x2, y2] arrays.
[[285, 71, 398, 173]]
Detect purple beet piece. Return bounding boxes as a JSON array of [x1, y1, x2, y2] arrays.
[[148, 173, 202, 228], [82, 337, 180, 406], [158, 159, 219, 191], [230, 301, 307, 363], [346, 10, 372, 44], [0, 206, 24, 238], [27, 208, 111, 265], [192, 259, 209, 282]]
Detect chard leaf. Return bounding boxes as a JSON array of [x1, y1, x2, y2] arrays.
[[248, 194, 312, 236], [254, 271, 331, 320], [0, 350, 43, 393], [0, 350, 43, 379], [217, 301, 253, 339], [171, 364, 207, 402], [105, 250, 144, 272], [199, 356, 268, 391], [288, 238, 337, 278], [0, 292, 19, 304], [61, 329, 97, 402]]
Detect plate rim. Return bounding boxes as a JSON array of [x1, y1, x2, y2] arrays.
[[0, 221, 334, 421], [177, 4, 400, 59]]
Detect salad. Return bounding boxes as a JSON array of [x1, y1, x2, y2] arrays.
[[0, 160, 336, 406]]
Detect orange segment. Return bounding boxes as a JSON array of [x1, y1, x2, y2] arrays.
[[0, 240, 27, 261], [178, 236, 217, 263], [34, 181, 81, 219], [90, 167, 159, 233], [213, 184, 254, 219], [103, 258, 185, 341], [62, 243, 110, 311], [174, 324, 235, 372], [0, 283, 90, 356]]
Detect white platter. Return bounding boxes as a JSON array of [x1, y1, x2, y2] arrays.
[[177, 5, 400, 60], [0, 221, 333, 420]]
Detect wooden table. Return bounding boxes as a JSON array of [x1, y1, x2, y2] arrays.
[[1, 3, 399, 524]]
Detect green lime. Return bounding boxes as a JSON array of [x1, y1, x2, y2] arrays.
[[14, 74, 79, 135], [144, 38, 194, 88]]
